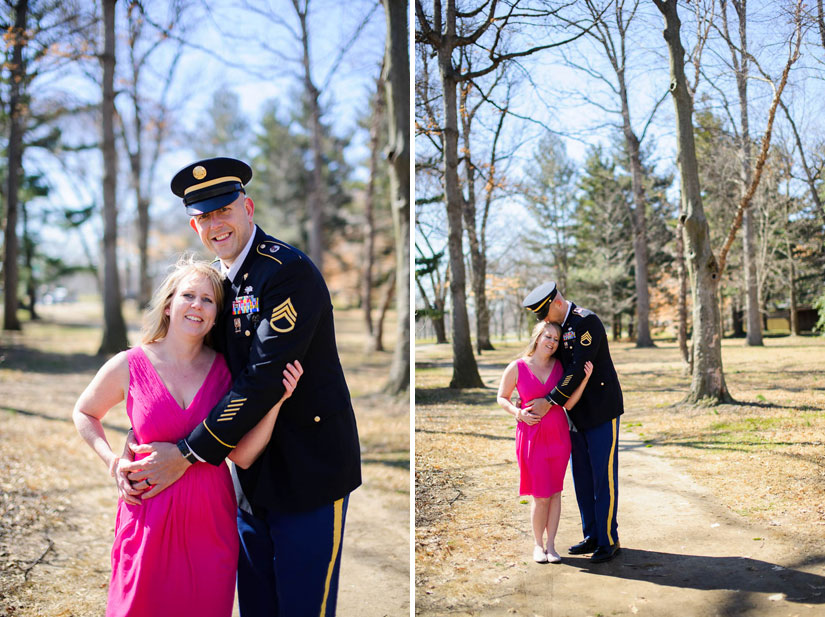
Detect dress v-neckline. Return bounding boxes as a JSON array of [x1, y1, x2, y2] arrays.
[[522, 358, 556, 386], [137, 346, 219, 411]]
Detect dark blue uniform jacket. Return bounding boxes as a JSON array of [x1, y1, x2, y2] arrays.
[[187, 226, 362, 513], [547, 303, 624, 431]]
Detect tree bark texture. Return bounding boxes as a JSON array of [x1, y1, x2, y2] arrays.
[[611, 24, 654, 347], [362, 77, 383, 351], [382, 0, 411, 395], [416, 276, 448, 343], [98, 0, 129, 355], [294, 0, 325, 270], [425, 0, 484, 387], [3, 0, 28, 331], [21, 202, 37, 320], [375, 267, 396, 352], [723, 0, 763, 346], [459, 82, 493, 353], [440, 40, 482, 385], [655, 0, 731, 403], [675, 201, 689, 366]]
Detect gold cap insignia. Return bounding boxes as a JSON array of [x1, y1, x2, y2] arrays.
[[192, 165, 207, 180], [581, 331, 592, 346], [270, 298, 297, 333]]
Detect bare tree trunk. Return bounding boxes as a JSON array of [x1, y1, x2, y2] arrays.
[[363, 77, 383, 352], [784, 193, 800, 335], [3, 0, 27, 332], [374, 268, 396, 352], [435, 2, 483, 387], [21, 201, 38, 320], [416, 277, 447, 343], [621, 122, 655, 348], [654, 0, 731, 404], [459, 96, 487, 354], [473, 102, 507, 354], [293, 0, 325, 270], [98, 0, 128, 355], [721, 0, 763, 346], [731, 298, 745, 337], [675, 200, 689, 366], [382, 0, 410, 395], [459, 85, 494, 354], [137, 197, 150, 307]]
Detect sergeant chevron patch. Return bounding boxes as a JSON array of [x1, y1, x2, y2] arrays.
[[581, 331, 592, 346], [270, 298, 297, 333]]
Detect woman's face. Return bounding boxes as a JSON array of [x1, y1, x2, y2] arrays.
[[165, 272, 218, 339], [537, 324, 560, 357]]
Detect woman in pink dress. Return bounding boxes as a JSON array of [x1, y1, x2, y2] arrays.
[[497, 321, 592, 564], [73, 260, 302, 617]]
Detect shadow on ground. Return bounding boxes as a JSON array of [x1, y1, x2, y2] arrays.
[[567, 547, 825, 605], [415, 386, 497, 407], [0, 346, 102, 375]]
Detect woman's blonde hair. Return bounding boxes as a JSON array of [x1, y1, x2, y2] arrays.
[[522, 321, 562, 358], [140, 256, 225, 346]]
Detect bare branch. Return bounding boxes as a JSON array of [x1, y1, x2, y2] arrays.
[[717, 1, 804, 275]]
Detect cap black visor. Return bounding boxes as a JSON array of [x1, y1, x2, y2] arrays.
[[185, 190, 242, 216]]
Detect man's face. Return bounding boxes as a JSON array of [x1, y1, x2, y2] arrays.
[[544, 297, 564, 323], [189, 194, 254, 264]]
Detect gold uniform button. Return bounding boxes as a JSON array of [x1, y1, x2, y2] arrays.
[[314, 416, 321, 423], [245, 330, 251, 337], [600, 382, 604, 386]]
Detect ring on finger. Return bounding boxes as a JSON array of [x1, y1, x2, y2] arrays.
[[144, 478, 154, 488]]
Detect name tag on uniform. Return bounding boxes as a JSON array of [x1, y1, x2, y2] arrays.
[[232, 296, 259, 315]]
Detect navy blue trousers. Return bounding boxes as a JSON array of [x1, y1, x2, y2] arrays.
[[569, 418, 619, 547], [236, 495, 349, 617]]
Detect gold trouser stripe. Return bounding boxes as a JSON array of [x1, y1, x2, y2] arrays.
[[319, 498, 344, 617], [184, 176, 242, 195], [201, 420, 236, 448], [606, 418, 618, 545]]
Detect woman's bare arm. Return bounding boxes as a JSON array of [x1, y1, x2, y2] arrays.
[[564, 361, 594, 410]]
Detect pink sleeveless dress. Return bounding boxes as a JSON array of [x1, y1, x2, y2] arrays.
[[106, 347, 238, 617], [514, 358, 572, 497]]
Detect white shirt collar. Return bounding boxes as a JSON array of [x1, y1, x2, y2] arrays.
[[562, 300, 573, 327], [221, 225, 257, 283]]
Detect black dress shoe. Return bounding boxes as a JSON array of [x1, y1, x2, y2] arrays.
[[567, 537, 598, 555], [590, 542, 621, 563]]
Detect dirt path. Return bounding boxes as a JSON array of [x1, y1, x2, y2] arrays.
[[421, 430, 825, 616], [338, 480, 411, 616]]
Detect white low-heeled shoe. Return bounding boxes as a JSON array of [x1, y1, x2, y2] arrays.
[[533, 545, 549, 563], [546, 550, 562, 564]]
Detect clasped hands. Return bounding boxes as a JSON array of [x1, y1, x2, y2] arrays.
[[110, 439, 189, 505], [517, 400, 548, 425]]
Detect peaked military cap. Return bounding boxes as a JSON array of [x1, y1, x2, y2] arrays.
[[171, 157, 253, 216], [522, 281, 558, 321]]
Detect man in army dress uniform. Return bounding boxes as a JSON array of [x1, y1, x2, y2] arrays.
[[522, 281, 622, 563], [122, 157, 361, 616]]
